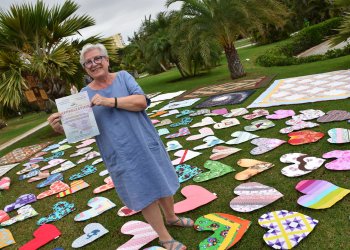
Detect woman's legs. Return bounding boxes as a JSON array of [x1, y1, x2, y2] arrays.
[[158, 196, 194, 226], [142, 200, 186, 250]]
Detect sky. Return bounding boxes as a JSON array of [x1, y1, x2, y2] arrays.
[[0, 0, 182, 43]]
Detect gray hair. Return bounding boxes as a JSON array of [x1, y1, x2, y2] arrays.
[[80, 43, 108, 66]]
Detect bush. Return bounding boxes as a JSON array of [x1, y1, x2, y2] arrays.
[[256, 17, 344, 67]]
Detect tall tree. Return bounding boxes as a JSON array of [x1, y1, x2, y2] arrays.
[[331, 0, 350, 45], [0, 0, 115, 110], [167, 0, 289, 79]]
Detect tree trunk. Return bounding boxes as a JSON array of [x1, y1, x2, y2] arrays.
[[159, 62, 167, 72], [174, 61, 186, 78], [224, 45, 246, 79]]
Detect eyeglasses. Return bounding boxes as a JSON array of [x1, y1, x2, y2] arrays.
[[83, 55, 106, 68]]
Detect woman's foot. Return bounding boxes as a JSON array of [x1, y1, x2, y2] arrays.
[[165, 217, 194, 227], [159, 238, 187, 250]]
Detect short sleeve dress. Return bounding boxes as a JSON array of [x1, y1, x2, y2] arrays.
[[81, 71, 179, 211]]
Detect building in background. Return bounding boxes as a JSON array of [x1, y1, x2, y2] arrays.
[[111, 33, 126, 48]]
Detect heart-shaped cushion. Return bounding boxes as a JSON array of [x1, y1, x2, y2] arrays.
[[288, 130, 324, 145], [235, 159, 274, 181], [69, 165, 97, 181], [213, 118, 240, 129], [190, 117, 216, 128], [26, 157, 45, 164], [243, 109, 269, 120], [317, 110, 350, 123], [51, 144, 72, 153], [296, 180, 350, 209], [281, 153, 325, 177], [171, 149, 202, 165], [327, 128, 350, 144], [250, 138, 286, 155], [170, 117, 193, 127], [93, 177, 115, 194], [223, 107, 249, 118], [0, 228, 16, 248], [292, 109, 325, 121], [280, 120, 319, 134], [266, 109, 295, 119], [175, 164, 202, 183], [176, 109, 194, 118], [186, 127, 214, 141], [74, 197, 116, 221], [76, 151, 100, 164], [27, 171, 50, 183], [34, 151, 48, 158], [244, 119, 275, 131], [57, 180, 90, 198], [117, 221, 158, 250], [99, 169, 109, 176], [70, 147, 93, 157], [158, 128, 170, 136], [42, 144, 60, 152], [209, 146, 241, 160], [194, 213, 250, 249], [16, 164, 40, 175], [151, 119, 160, 125], [117, 206, 140, 217], [51, 161, 76, 174], [154, 119, 172, 127], [1, 205, 38, 226], [165, 127, 191, 139], [37, 201, 75, 225], [166, 140, 183, 151], [40, 159, 67, 171], [189, 109, 210, 117], [92, 158, 103, 166], [43, 151, 64, 162], [0, 163, 19, 177], [259, 210, 318, 249], [193, 160, 234, 182], [226, 131, 259, 145], [37, 181, 70, 199], [18, 169, 40, 180], [322, 150, 350, 170], [76, 138, 96, 148], [4, 193, 37, 212], [193, 136, 225, 150], [0, 210, 10, 223], [211, 108, 228, 115], [0, 177, 10, 190], [20, 224, 61, 250], [160, 109, 179, 117], [230, 182, 283, 212], [174, 185, 217, 213], [149, 110, 168, 118], [36, 173, 63, 188], [72, 223, 108, 248]]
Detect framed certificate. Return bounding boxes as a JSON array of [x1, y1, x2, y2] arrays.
[[55, 91, 100, 143]]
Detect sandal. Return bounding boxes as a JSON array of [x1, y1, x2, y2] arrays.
[[159, 239, 186, 250], [166, 217, 194, 227]]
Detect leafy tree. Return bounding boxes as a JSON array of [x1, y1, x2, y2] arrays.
[[166, 0, 289, 79], [0, 0, 115, 110], [332, 0, 350, 45]]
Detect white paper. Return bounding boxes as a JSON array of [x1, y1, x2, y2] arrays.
[[55, 92, 100, 143]]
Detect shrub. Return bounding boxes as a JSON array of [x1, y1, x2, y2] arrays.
[[256, 17, 344, 67]]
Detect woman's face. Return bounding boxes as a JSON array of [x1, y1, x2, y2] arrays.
[[83, 48, 109, 79]]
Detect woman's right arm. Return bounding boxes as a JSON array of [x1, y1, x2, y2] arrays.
[[47, 112, 64, 134]]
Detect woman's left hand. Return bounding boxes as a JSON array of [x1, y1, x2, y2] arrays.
[[91, 94, 114, 107]]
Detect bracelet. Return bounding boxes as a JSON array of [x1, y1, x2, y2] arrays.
[[114, 97, 118, 109]]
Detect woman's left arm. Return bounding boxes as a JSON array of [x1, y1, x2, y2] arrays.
[[91, 93, 147, 111]]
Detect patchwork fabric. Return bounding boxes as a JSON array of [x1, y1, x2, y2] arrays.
[[150, 90, 186, 102], [242, 109, 269, 120], [76, 138, 96, 148], [176, 75, 271, 100], [193, 160, 234, 182], [16, 164, 40, 175], [280, 153, 325, 177], [158, 128, 170, 136], [93, 177, 114, 194], [170, 117, 193, 127], [280, 120, 319, 134], [266, 109, 295, 120], [69, 165, 97, 181], [57, 180, 90, 197], [43, 151, 64, 162], [4, 194, 37, 212], [171, 149, 202, 165], [230, 182, 283, 212], [175, 109, 195, 118], [193, 136, 225, 150], [37, 181, 70, 199], [0, 142, 51, 165], [322, 150, 350, 170], [226, 131, 259, 145], [288, 130, 324, 145], [70, 147, 93, 157], [213, 118, 240, 129], [0, 163, 19, 177], [189, 109, 211, 117], [160, 98, 201, 110], [165, 127, 191, 139], [186, 127, 214, 141], [223, 108, 249, 118], [174, 185, 217, 213], [190, 117, 216, 128], [248, 70, 350, 108], [76, 151, 100, 164], [18, 169, 40, 180], [195, 90, 255, 108], [27, 170, 50, 183], [296, 180, 350, 209], [117, 206, 140, 217], [72, 223, 108, 248], [175, 164, 202, 183], [0, 228, 15, 248], [250, 138, 286, 155], [160, 109, 179, 117], [210, 108, 228, 115], [0, 177, 10, 190], [74, 197, 116, 221], [154, 119, 172, 127], [166, 140, 183, 152], [244, 119, 275, 131], [149, 110, 167, 118], [51, 144, 72, 153], [51, 161, 76, 174], [36, 173, 64, 188], [209, 146, 241, 160], [37, 201, 75, 225], [1, 205, 38, 226], [317, 110, 350, 123], [258, 210, 318, 249], [194, 213, 251, 249], [0, 211, 10, 223], [235, 159, 274, 181]]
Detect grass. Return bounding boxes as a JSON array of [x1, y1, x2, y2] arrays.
[[0, 112, 48, 145], [1, 39, 350, 250]]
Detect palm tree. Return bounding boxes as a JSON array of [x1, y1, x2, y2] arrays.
[[166, 0, 289, 79], [331, 0, 350, 45], [0, 0, 115, 110]]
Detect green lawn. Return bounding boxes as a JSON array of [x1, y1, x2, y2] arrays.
[[1, 40, 350, 250], [0, 112, 48, 145]]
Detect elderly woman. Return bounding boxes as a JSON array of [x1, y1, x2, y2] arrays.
[[48, 43, 193, 250]]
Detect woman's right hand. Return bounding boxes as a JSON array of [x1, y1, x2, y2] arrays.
[[47, 112, 64, 134]]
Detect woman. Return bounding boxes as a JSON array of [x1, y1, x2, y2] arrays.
[[48, 43, 193, 250]]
